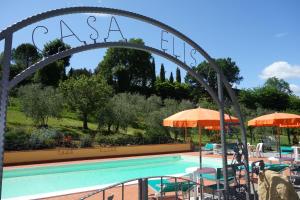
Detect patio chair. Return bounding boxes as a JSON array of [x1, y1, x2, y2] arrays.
[[280, 146, 294, 157], [202, 166, 237, 199], [148, 178, 195, 200], [255, 143, 263, 158]]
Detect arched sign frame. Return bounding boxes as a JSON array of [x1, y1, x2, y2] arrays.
[[0, 7, 250, 199]]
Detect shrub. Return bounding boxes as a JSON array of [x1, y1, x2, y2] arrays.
[[28, 128, 58, 150], [80, 135, 93, 148], [4, 128, 30, 150], [95, 133, 144, 146]]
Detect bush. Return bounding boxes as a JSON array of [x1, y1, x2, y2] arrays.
[[95, 133, 145, 146], [28, 128, 59, 150], [4, 128, 30, 150], [80, 135, 93, 148]]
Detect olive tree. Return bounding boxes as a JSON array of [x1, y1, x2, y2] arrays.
[[18, 84, 64, 127], [60, 75, 113, 129]]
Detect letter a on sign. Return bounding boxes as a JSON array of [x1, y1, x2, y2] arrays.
[[104, 16, 127, 42], [60, 20, 87, 45]]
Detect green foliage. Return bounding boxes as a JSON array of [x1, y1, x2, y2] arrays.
[[4, 128, 30, 150], [144, 98, 194, 142], [169, 72, 174, 83], [185, 58, 243, 101], [68, 67, 92, 78], [60, 74, 113, 129], [80, 134, 93, 148], [176, 67, 181, 83], [11, 43, 41, 81], [264, 77, 292, 95], [150, 58, 156, 88], [4, 128, 63, 150], [28, 128, 58, 150], [12, 43, 40, 68], [34, 39, 71, 86], [155, 80, 190, 100], [160, 63, 166, 82], [96, 38, 153, 95], [18, 84, 64, 126]]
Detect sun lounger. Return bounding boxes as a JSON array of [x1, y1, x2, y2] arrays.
[[203, 143, 214, 154], [148, 178, 195, 200]]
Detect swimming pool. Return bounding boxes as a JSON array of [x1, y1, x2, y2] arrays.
[[2, 155, 223, 199]]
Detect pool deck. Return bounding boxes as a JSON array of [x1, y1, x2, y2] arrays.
[[4, 151, 282, 200]]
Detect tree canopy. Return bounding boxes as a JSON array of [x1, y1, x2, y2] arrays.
[[96, 38, 153, 95], [59, 74, 113, 129], [34, 39, 71, 86], [185, 58, 243, 101]]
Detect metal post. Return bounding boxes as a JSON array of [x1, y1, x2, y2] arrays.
[[0, 34, 12, 198], [138, 179, 143, 200], [143, 178, 148, 200], [217, 73, 228, 200]]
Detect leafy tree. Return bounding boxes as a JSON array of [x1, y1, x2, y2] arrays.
[[160, 63, 166, 82], [155, 80, 190, 100], [35, 39, 71, 86], [288, 95, 300, 113], [96, 38, 153, 95], [264, 77, 292, 95], [60, 75, 113, 129], [18, 84, 64, 127], [238, 89, 258, 110], [169, 72, 174, 83], [68, 67, 92, 78], [12, 43, 40, 69], [176, 67, 181, 83], [185, 58, 243, 100], [10, 43, 41, 82]]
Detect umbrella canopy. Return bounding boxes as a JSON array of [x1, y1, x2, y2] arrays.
[[248, 112, 300, 158], [163, 108, 239, 128], [248, 112, 300, 127]]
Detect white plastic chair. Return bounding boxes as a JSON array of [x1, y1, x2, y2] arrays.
[[256, 143, 263, 158]]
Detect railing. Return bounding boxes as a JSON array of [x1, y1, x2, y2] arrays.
[[79, 176, 201, 200], [78, 174, 252, 200]]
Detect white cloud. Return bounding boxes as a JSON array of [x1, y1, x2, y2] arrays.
[[260, 61, 300, 80], [290, 84, 300, 94], [274, 32, 288, 38]]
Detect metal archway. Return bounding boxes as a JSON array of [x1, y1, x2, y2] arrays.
[[0, 7, 250, 199]]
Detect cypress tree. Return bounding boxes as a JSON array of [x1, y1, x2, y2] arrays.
[[151, 58, 156, 87], [169, 72, 174, 83], [160, 63, 165, 82], [176, 67, 181, 83]]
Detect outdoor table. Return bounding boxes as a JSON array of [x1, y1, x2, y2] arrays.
[[185, 167, 216, 199]]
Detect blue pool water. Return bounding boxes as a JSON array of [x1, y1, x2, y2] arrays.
[[2, 155, 222, 199]]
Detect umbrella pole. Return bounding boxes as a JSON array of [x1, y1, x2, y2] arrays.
[[278, 127, 281, 158], [185, 126, 187, 142], [198, 126, 203, 200], [199, 126, 202, 168]]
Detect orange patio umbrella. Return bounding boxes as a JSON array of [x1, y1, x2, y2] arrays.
[[163, 107, 239, 168], [248, 112, 300, 127], [248, 112, 300, 157]]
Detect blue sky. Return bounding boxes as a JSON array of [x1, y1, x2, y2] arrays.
[[1, 0, 300, 95]]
